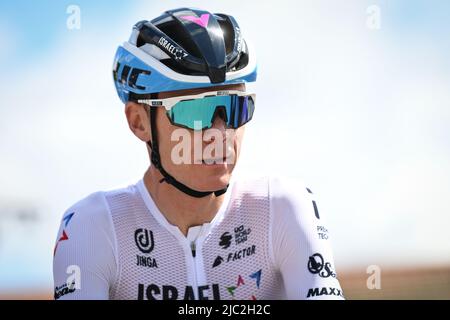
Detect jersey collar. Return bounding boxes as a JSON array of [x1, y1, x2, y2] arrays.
[[136, 178, 234, 242]]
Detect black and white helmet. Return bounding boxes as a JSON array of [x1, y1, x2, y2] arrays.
[[113, 7, 257, 103]]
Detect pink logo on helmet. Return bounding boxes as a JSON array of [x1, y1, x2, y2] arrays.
[[180, 13, 210, 28]]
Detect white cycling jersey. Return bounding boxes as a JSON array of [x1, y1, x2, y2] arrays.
[[53, 176, 344, 300]]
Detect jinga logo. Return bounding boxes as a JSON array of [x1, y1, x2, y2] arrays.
[[134, 228, 155, 254], [136, 255, 158, 268]]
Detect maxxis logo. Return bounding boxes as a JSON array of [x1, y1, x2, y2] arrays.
[[307, 287, 344, 298]]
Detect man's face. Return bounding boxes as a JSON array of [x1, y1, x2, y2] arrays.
[[127, 83, 247, 192]]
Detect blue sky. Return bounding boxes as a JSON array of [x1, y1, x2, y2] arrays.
[[1, 0, 449, 293], [0, 1, 137, 73]]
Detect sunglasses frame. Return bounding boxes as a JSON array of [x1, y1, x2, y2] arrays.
[[138, 90, 256, 130]]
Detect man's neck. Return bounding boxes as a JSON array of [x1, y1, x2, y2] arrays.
[[143, 166, 225, 237]]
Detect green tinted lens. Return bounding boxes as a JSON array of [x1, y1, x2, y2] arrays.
[[166, 94, 254, 130], [167, 96, 231, 130]]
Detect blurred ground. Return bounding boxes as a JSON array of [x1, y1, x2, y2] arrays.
[[340, 265, 450, 299], [1, 265, 448, 300]]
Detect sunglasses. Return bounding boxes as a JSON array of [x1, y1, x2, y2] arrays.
[[138, 90, 255, 130]]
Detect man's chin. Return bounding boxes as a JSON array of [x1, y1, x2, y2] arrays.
[[192, 173, 231, 193]]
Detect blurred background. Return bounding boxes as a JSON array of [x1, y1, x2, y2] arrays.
[[0, 0, 449, 299]]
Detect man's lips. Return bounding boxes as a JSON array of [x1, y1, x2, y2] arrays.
[[202, 157, 228, 165]]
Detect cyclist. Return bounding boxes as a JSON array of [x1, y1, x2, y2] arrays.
[[53, 7, 344, 300]]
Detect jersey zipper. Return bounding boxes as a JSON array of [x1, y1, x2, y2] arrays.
[[190, 240, 199, 299], [191, 241, 196, 257]]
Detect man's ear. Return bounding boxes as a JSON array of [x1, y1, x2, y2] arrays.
[[125, 101, 151, 142]]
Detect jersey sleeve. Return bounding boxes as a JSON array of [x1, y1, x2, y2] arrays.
[[269, 177, 344, 300], [52, 192, 118, 300]]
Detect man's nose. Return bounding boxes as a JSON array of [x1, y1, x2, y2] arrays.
[[211, 107, 227, 132], [204, 108, 228, 143]]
